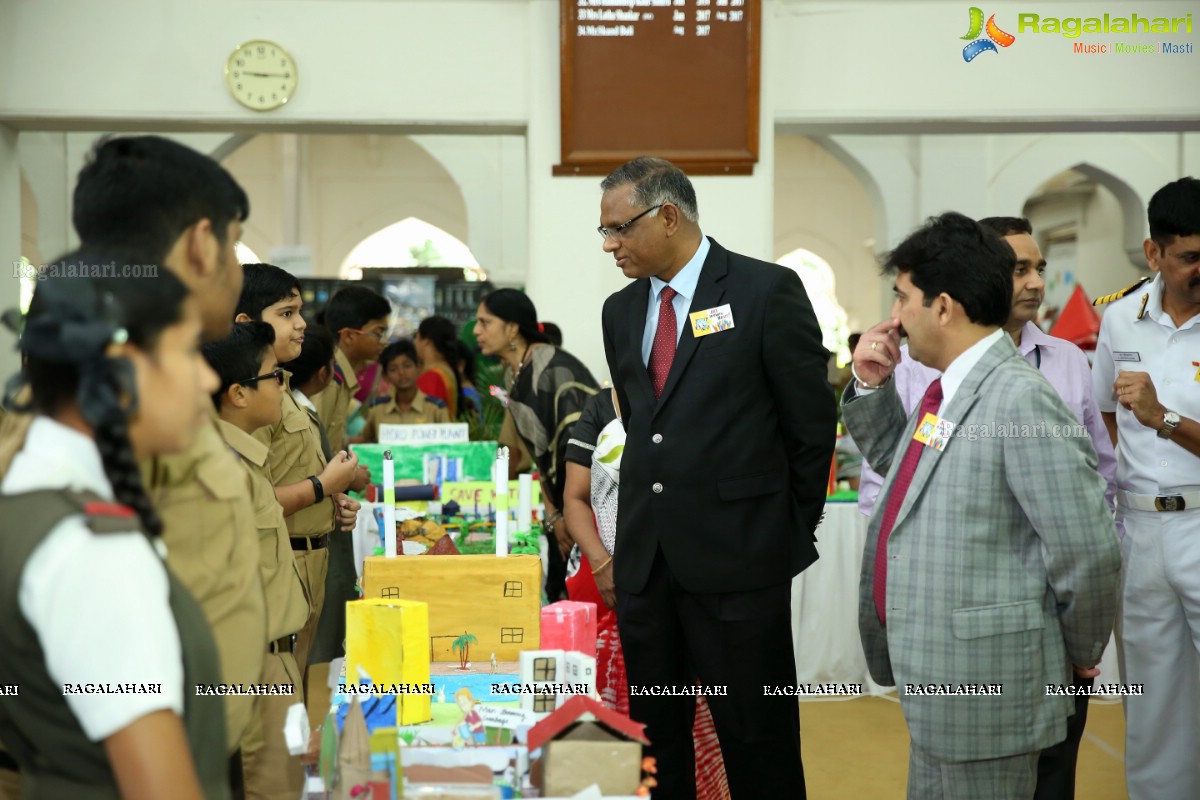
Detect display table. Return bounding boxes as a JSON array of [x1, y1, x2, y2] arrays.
[[791, 501, 892, 695]]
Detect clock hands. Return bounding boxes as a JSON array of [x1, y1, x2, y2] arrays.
[[242, 70, 289, 78]]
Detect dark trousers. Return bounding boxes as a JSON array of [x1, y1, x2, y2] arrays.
[[545, 530, 567, 602], [1034, 674, 1093, 800], [616, 548, 805, 800], [228, 749, 244, 800], [309, 531, 355, 664]]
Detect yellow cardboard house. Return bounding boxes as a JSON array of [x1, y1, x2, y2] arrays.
[[361, 554, 542, 662], [345, 598, 432, 724]]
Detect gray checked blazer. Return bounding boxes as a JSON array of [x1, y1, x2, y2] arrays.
[[843, 334, 1120, 762]]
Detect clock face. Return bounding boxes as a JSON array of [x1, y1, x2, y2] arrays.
[[225, 40, 297, 111]]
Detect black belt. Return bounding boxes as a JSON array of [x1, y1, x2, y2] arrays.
[[290, 533, 329, 551], [269, 635, 295, 655]]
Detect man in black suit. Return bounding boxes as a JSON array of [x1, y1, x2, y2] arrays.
[[599, 157, 836, 799]]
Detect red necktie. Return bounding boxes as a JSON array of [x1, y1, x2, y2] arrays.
[[648, 286, 679, 400], [873, 377, 943, 624]]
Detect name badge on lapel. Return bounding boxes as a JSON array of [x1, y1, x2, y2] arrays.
[[912, 413, 955, 452], [689, 304, 735, 338]]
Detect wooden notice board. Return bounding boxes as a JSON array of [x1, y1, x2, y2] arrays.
[[556, 0, 760, 176]]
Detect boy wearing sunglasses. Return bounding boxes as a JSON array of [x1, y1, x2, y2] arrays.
[[235, 264, 360, 680], [203, 321, 309, 799]]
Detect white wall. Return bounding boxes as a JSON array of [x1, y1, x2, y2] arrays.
[[770, 1, 1200, 127], [0, 1, 529, 129], [774, 135, 878, 335]]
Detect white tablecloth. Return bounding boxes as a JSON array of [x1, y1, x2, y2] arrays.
[[791, 502, 1122, 697], [791, 502, 892, 695]]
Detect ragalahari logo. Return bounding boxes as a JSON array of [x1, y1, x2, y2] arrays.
[[962, 7, 1016, 61]]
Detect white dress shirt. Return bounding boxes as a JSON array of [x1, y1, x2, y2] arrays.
[[641, 234, 710, 366], [2, 417, 183, 741], [938, 328, 1006, 409], [1093, 274, 1200, 495]]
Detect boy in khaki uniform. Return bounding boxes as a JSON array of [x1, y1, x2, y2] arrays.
[[312, 287, 390, 453], [0, 137, 269, 776], [205, 322, 311, 800], [291, 327, 363, 667], [236, 264, 360, 676], [360, 340, 451, 442]]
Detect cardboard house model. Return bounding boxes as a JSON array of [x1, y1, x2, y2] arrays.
[[361, 554, 541, 662], [344, 598, 432, 724], [562, 652, 596, 701], [540, 600, 598, 659], [518, 649, 565, 715], [526, 696, 649, 797]]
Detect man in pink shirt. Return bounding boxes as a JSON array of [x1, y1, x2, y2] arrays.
[[857, 216, 1116, 799]]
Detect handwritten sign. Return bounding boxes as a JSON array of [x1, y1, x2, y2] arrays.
[[441, 481, 541, 515], [378, 423, 469, 445], [476, 704, 537, 730]]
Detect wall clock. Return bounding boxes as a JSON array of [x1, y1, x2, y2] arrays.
[[226, 40, 297, 111]]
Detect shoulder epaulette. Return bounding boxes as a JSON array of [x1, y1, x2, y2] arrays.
[[331, 363, 347, 386], [1092, 276, 1150, 306], [83, 501, 137, 519], [369, 394, 391, 408], [426, 396, 447, 409]]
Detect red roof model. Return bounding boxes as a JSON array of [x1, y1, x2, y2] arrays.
[[525, 695, 649, 753]]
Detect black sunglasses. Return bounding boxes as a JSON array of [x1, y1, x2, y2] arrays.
[[239, 368, 285, 388]]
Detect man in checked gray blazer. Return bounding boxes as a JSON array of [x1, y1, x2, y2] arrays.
[[842, 212, 1121, 800]]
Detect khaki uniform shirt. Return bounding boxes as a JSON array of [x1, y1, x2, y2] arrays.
[[218, 420, 309, 642], [143, 407, 267, 753], [361, 390, 450, 442], [311, 347, 359, 454], [253, 373, 334, 538]]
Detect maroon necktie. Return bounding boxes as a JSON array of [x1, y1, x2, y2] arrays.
[[873, 377, 944, 624], [648, 286, 679, 400]]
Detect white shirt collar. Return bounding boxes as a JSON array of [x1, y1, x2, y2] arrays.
[[940, 328, 1005, 407], [291, 388, 317, 415], [1144, 273, 1200, 332], [1, 416, 114, 499], [649, 234, 709, 303]]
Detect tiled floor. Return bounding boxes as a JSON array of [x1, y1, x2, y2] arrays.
[[800, 695, 1128, 798]]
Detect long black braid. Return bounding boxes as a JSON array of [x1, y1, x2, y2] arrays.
[[17, 254, 189, 537], [95, 404, 165, 537]]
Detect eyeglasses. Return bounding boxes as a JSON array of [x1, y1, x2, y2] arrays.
[[239, 368, 285, 388], [344, 327, 388, 341], [597, 204, 663, 241]]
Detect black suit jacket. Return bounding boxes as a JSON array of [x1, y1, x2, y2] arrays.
[[601, 237, 837, 595]]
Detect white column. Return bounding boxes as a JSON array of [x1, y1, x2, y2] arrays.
[[0, 125, 23, 383]]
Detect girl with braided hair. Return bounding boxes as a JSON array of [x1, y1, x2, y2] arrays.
[[0, 255, 229, 799]]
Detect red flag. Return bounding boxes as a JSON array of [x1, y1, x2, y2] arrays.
[[1049, 284, 1101, 350]]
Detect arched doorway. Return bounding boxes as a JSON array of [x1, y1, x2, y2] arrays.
[[776, 248, 851, 365], [339, 217, 485, 281]]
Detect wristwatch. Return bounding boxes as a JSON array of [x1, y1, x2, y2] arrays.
[[1158, 410, 1182, 439]]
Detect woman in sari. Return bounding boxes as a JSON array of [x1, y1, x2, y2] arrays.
[[472, 289, 598, 601]]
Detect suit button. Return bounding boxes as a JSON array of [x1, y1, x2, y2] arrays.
[[652, 434, 663, 444], [652, 482, 663, 494]]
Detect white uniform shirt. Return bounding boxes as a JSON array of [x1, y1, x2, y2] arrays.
[[1092, 275, 1200, 495], [2, 416, 183, 741]]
